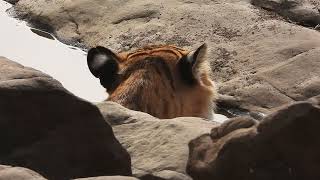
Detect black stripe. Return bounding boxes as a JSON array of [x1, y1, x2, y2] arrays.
[[120, 56, 175, 90]]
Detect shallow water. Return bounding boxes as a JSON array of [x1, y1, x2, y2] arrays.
[[0, 1, 106, 102]]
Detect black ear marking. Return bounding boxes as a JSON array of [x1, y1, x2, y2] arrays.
[[187, 43, 207, 66], [178, 43, 207, 84], [179, 55, 195, 84], [87, 46, 119, 90], [87, 46, 119, 78]]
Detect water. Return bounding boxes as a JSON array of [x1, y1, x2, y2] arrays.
[[0, 1, 106, 102]]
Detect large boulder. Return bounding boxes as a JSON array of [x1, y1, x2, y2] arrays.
[[0, 57, 132, 180], [187, 95, 320, 180], [7, 0, 320, 115], [97, 102, 217, 179], [0, 165, 46, 180]]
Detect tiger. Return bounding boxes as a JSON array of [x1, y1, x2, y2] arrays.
[[87, 44, 218, 120]]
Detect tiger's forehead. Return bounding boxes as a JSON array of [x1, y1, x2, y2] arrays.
[[117, 45, 189, 62]]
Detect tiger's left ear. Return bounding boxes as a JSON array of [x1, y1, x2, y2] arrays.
[[179, 43, 208, 84]]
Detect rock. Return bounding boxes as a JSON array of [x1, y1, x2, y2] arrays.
[[210, 116, 258, 139], [135, 170, 192, 180], [0, 165, 47, 180], [9, 0, 320, 115], [4, 0, 19, 5], [251, 0, 320, 27], [30, 28, 55, 40], [187, 96, 320, 180], [212, 114, 229, 123], [0, 57, 132, 180], [152, 170, 193, 180], [97, 102, 217, 178], [74, 176, 139, 180]]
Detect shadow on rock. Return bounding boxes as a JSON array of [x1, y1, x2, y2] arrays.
[[251, 0, 320, 27], [0, 57, 132, 180], [187, 95, 320, 180]]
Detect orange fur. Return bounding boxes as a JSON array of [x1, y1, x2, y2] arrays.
[[106, 45, 217, 119]]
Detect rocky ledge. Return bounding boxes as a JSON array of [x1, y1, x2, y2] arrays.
[[5, 0, 320, 116], [0, 57, 132, 180], [187, 95, 320, 180]]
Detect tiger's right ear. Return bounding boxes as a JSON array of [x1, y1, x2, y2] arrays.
[[178, 43, 208, 84], [87, 46, 119, 89]]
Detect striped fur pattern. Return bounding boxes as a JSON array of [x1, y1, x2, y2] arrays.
[[87, 44, 217, 119]]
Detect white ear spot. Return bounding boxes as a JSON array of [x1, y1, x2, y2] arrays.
[[91, 54, 108, 70]]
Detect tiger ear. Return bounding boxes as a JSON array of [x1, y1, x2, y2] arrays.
[[87, 46, 119, 89], [179, 43, 208, 84]]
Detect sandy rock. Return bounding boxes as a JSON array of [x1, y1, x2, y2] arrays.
[[251, 0, 320, 27], [74, 176, 139, 180], [152, 170, 193, 180], [187, 96, 320, 180], [97, 102, 217, 178], [0, 57, 132, 180], [134, 170, 192, 180], [0, 165, 46, 180]]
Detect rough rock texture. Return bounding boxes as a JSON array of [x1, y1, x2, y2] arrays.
[[136, 170, 193, 180], [97, 102, 217, 179], [7, 0, 320, 115], [0, 57, 132, 180], [251, 0, 320, 27], [74, 176, 139, 180], [150, 170, 193, 180], [0, 165, 47, 180], [187, 95, 320, 180]]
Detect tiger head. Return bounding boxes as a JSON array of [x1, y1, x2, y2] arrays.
[[87, 44, 217, 119]]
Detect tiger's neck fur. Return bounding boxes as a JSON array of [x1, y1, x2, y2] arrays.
[[107, 56, 216, 119]]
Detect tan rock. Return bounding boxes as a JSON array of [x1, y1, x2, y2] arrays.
[[187, 96, 320, 180], [251, 0, 320, 27], [0, 57, 132, 180], [97, 101, 217, 178], [0, 165, 46, 180], [74, 176, 139, 180]]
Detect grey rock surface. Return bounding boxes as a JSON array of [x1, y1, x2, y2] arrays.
[[97, 101, 217, 179], [187, 95, 320, 180], [251, 0, 320, 27], [0, 57, 132, 180], [0, 165, 47, 180], [74, 176, 139, 180], [6, 0, 320, 115]]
